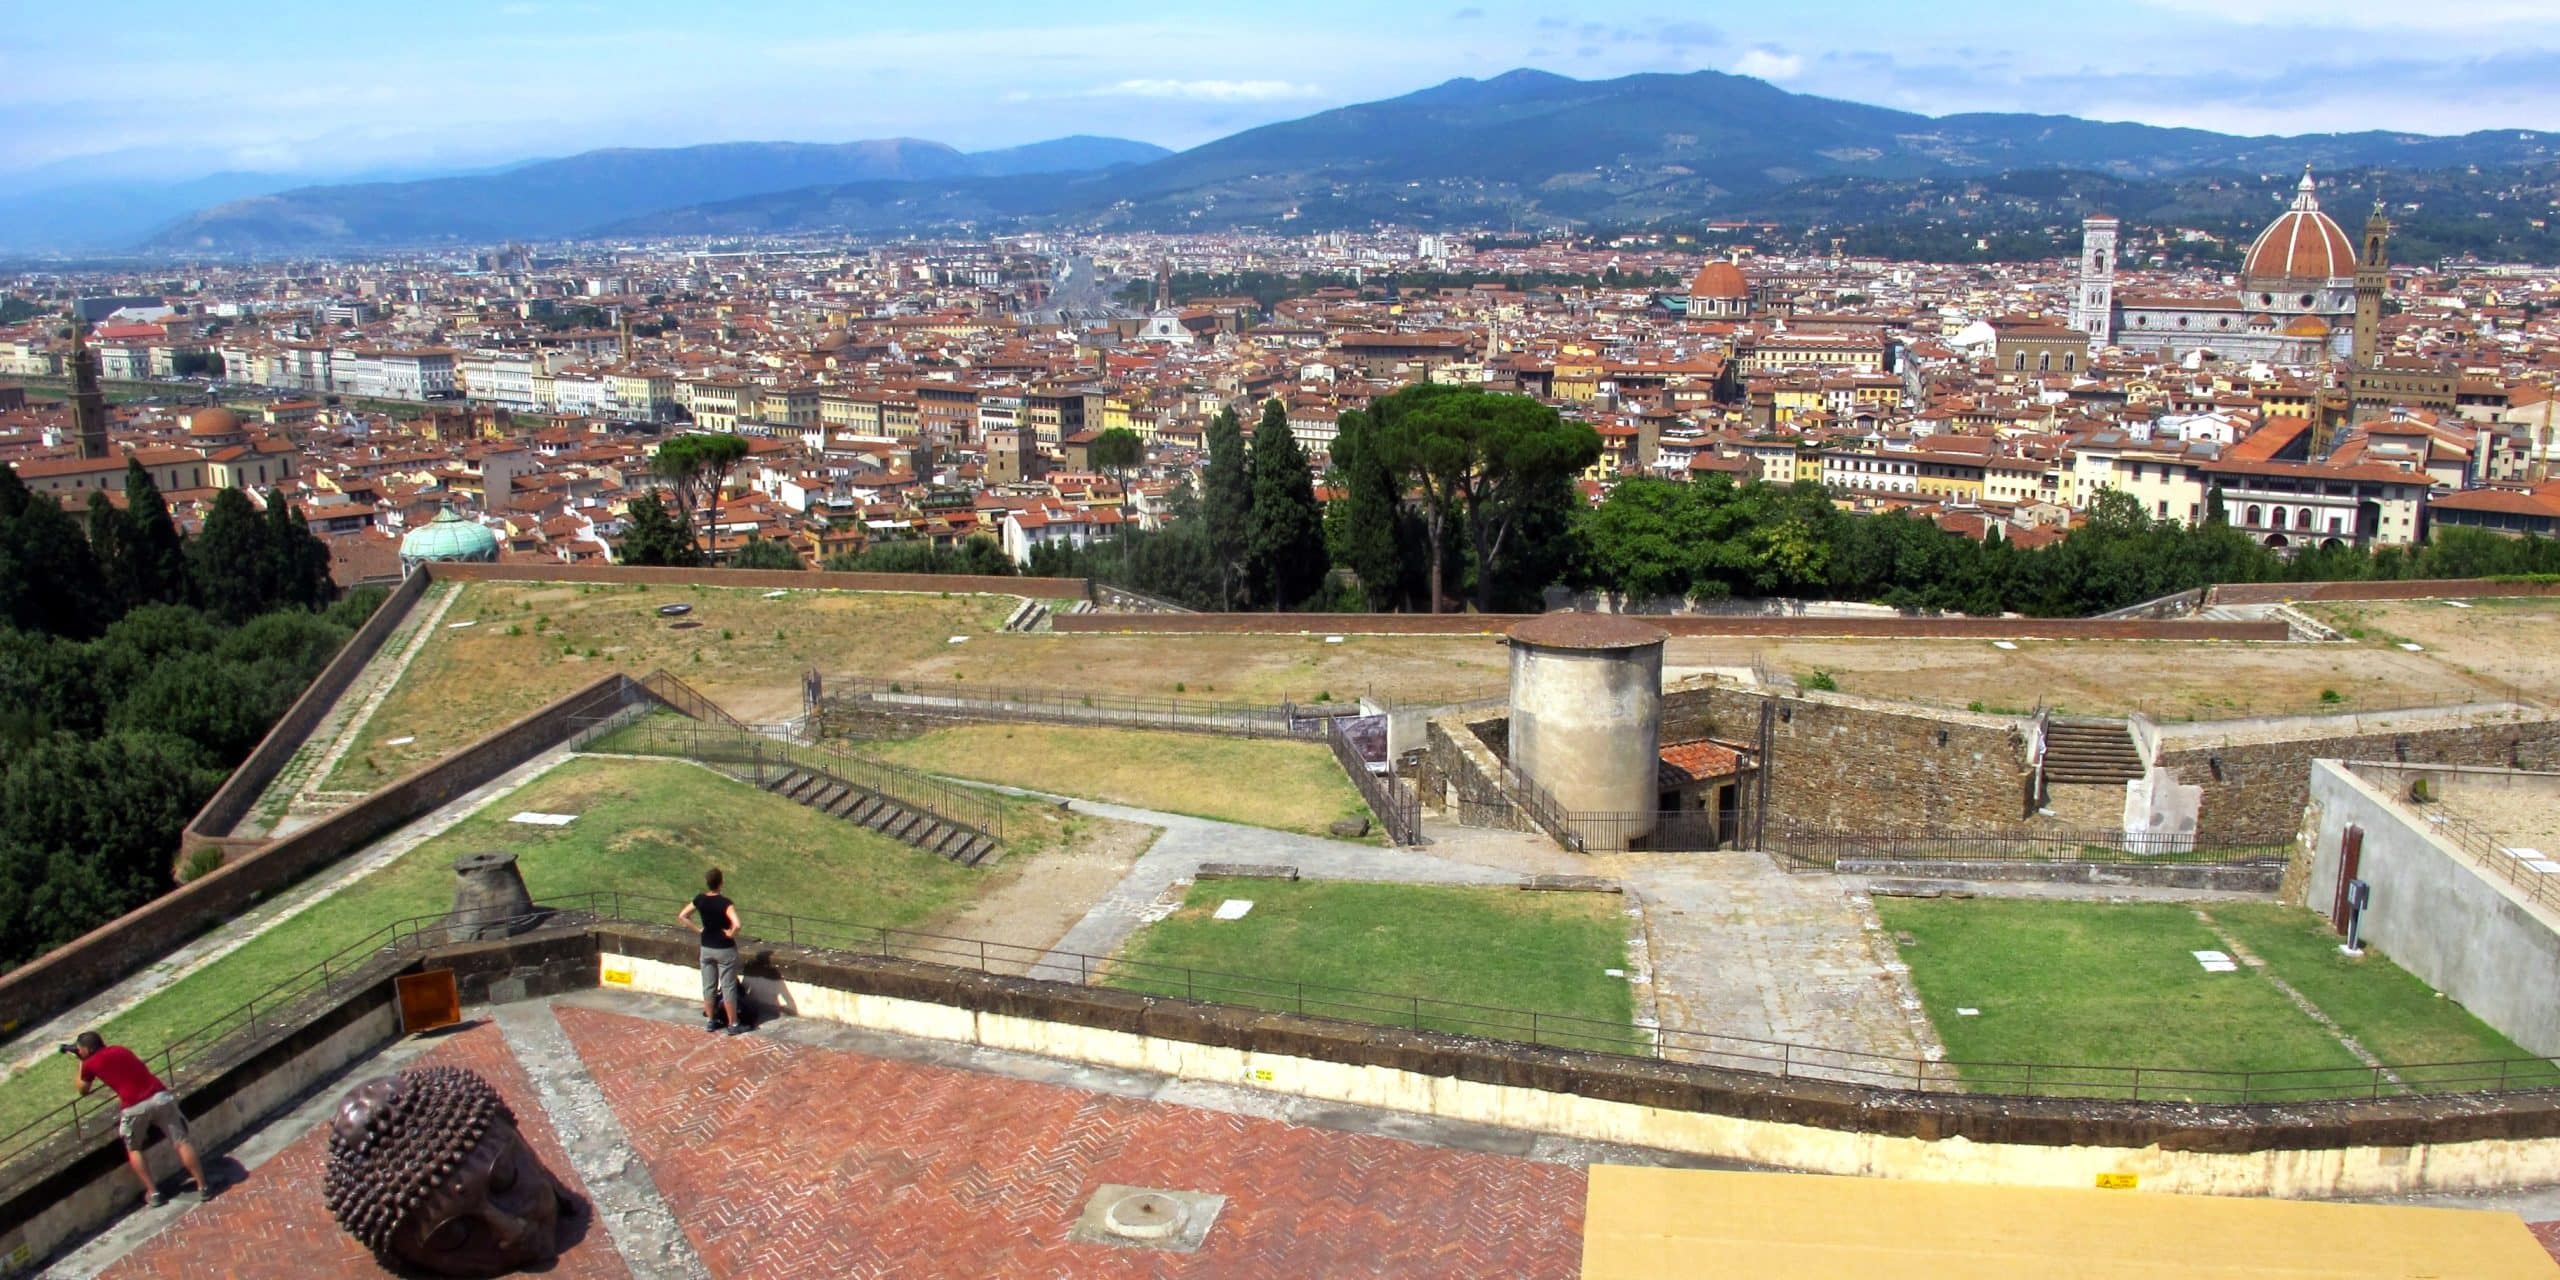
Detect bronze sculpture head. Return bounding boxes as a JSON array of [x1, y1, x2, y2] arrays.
[[322, 1065, 582, 1276]]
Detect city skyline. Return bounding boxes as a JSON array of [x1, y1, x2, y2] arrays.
[[5, 0, 2557, 185]]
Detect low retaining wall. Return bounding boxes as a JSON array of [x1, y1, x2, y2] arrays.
[[427, 561, 1088, 599], [593, 922, 2560, 1200], [1053, 612, 2286, 641], [0, 676, 647, 1040], [1842, 858, 2283, 891], [184, 571, 432, 843], [2211, 578, 2560, 606], [0, 929, 600, 1277], [2159, 706, 2560, 845]]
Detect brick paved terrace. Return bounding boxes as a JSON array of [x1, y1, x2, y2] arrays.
[[65, 991, 1633, 1279]]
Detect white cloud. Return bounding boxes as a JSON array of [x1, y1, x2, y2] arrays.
[[1733, 48, 1802, 80], [2130, 0, 2560, 28], [1084, 79, 1325, 101]]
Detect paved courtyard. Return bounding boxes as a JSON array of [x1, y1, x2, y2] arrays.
[[63, 992, 1620, 1279]]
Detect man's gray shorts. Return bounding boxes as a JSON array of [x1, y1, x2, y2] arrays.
[[118, 1091, 187, 1149], [700, 945, 741, 1008]]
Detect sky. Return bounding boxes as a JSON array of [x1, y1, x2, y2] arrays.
[[4, 0, 2557, 184]]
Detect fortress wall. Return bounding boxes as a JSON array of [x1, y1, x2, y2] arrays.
[[426, 560, 1088, 599], [1658, 682, 2032, 835]]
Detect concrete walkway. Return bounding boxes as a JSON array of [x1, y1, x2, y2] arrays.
[[990, 790, 1527, 983], [237, 581, 459, 840]]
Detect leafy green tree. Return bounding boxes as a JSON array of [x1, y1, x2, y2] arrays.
[[87, 489, 130, 613], [730, 535, 802, 570], [1089, 427, 1144, 499], [120, 460, 191, 608], [1371, 384, 1600, 613], [1201, 406, 1253, 608], [618, 492, 699, 567], [262, 489, 335, 611], [651, 433, 751, 557], [190, 488, 291, 624], [1576, 476, 1700, 603], [2204, 484, 2229, 526], [1324, 409, 1406, 611], [0, 733, 222, 965], [1245, 398, 1327, 610], [0, 464, 27, 521], [2, 491, 112, 637]]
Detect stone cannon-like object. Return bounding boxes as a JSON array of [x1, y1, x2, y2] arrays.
[[447, 851, 544, 943], [323, 1065, 584, 1276]]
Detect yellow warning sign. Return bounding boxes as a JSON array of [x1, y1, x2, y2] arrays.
[[601, 965, 634, 987], [2095, 1172, 2139, 1191], [1245, 1067, 1276, 1084]]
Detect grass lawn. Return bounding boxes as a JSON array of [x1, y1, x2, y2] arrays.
[[0, 757, 980, 1143], [860, 723, 1378, 839], [1876, 899, 2366, 1099], [1104, 880, 1637, 1051], [2205, 903, 2560, 1091], [1878, 898, 2560, 1100], [325, 581, 1014, 790]]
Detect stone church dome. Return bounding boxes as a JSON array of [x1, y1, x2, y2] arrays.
[[1688, 260, 1749, 300], [2242, 169, 2356, 284]]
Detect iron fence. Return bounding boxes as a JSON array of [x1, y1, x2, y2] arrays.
[[1321, 715, 1423, 846], [13, 888, 2560, 1197], [2346, 763, 2560, 913], [581, 716, 1004, 842], [822, 675, 1357, 741]]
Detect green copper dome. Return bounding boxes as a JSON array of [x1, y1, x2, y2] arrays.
[[400, 505, 500, 569]]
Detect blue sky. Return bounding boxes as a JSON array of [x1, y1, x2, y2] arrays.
[[4, 0, 2556, 182]]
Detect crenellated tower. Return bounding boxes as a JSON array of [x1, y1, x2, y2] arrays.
[[2352, 202, 2391, 370]]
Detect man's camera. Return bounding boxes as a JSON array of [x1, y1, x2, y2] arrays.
[[56, 1042, 77, 1056]]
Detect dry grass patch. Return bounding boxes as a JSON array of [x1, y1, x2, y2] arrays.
[[861, 723, 1377, 839], [905, 631, 1514, 706], [328, 582, 1013, 789]]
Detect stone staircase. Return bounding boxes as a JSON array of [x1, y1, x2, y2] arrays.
[[762, 767, 999, 867], [2042, 720, 2147, 786]]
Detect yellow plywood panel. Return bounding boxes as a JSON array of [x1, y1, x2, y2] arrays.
[[1581, 1166, 2558, 1280]]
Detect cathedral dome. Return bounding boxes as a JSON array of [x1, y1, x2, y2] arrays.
[[1688, 260, 1749, 300], [186, 407, 242, 437], [2242, 169, 2355, 284], [2283, 314, 2332, 338]]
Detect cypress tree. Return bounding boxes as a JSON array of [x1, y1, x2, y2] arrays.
[[1326, 409, 1405, 611], [191, 487, 274, 623], [121, 459, 191, 607], [87, 488, 130, 613], [2, 493, 112, 637], [1245, 397, 1326, 611], [1200, 406, 1253, 609]]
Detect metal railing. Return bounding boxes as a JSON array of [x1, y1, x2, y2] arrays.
[[0, 903, 559, 1193], [821, 675, 1356, 741], [1321, 715, 1423, 846], [583, 716, 1004, 842], [12, 888, 2560, 1195], [635, 669, 745, 730], [1493, 759, 1587, 851], [2347, 764, 2560, 913]]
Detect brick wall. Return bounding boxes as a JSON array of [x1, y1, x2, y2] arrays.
[[2161, 712, 2560, 843], [429, 561, 1088, 599], [0, 675, 647, 1039], [2209, 579, 2560, 606], [185, 571, 433, 844], [1658, 682, 2032, 835], [1052, 612, 2285, 641]]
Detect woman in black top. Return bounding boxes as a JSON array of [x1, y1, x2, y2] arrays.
[[678, 868, 746, 1034]]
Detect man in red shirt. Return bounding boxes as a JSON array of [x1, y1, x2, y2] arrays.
[[70, 1031, 210, 1207]]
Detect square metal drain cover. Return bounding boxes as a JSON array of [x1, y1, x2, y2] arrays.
[[1068, 1183, 1226, 1252]]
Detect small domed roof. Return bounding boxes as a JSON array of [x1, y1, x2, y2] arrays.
[[2242, 168, 2355, 284], [400, 505, 499, 565], [1689, 260, 1749, 300], [186, 407, 241, 436], [2283, 314, 2332, 338]]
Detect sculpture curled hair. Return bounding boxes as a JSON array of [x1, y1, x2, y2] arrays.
[[322, 1066, 513, 1253]]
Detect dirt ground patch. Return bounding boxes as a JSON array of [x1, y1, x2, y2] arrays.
[[863, 723, 1378, 839], [903, 631, 1515, 706], [329, 582, 1015, 788], [1683, 635, 2493, 721], [2303, 597, 2560, 706], [934, 808, 1160, 974]]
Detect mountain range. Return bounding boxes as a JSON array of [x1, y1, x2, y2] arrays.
[[85, 68, 2560, 253]]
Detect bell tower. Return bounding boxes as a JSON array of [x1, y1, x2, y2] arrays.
[[2070, 214, 2118, 348], [2352, 202, 2390, 370], [67, 316, 108, 461]]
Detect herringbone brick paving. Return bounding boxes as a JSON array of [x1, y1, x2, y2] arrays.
[[554, 1005, 1585, 1278], [98, 1021, 629, 1280]]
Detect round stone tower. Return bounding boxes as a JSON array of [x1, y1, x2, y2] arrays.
[[1505, 614, 1667, 851]]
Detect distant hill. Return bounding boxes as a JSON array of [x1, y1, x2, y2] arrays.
[[137, 68, 2560, 251], [142, 136, 1170, 252], [609, 68, 2560, 243]]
